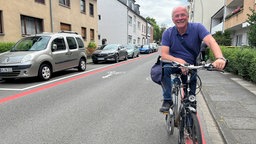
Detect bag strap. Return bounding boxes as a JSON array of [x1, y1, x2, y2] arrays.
[[177, 35, 198, 62], [156, 55, 161, 64]]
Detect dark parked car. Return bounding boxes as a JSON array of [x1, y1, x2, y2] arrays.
[[139, 45, 153, 54], [124, 44, 140, 58], [92, 44, 128, 63]]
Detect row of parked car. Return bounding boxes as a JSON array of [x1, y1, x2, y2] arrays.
[[91, 43, 158, 64], [0, 31, 159, 81], [92, 43, 159, 64]]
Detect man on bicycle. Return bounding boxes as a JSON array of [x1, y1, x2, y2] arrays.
[[160, 6, 227, 112]]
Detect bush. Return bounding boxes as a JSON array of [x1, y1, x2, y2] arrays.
[[0, 42, 15, 53], [210, 46, 256, 83], [213, 30, 232, 46], [87, 41, 97, 49]]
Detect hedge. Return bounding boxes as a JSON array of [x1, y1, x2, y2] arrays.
[[0, 42, 15, 53], [209, 46, 256, 83]]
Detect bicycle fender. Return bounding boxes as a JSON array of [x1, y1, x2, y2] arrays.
[[187, 106, 197, 113]]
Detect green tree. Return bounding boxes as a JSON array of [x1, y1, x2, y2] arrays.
[[247, 8, 256, 48], [213, 30, 231, 46], [146, 17, 161, 42]]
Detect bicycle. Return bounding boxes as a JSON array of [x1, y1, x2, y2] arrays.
[[162, 61, 228, 144]]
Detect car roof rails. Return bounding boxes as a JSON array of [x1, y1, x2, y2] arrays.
[[58, 31, 78, 35]]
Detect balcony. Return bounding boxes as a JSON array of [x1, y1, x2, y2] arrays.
[[211, 22, 223, 34], [224, 0, 248, 30]]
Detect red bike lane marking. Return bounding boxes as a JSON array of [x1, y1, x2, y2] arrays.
[[0, 55, 150, 104], [197, 114, 206, 144]]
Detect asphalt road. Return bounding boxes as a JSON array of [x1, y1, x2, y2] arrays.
[[0, 53, 223, 144]]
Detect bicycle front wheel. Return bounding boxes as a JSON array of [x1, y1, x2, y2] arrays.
[[178, 113, 202, 144], [187, 113, 202, 144]]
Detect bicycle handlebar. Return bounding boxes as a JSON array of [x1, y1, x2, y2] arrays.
[[163, 60, 229, 72]]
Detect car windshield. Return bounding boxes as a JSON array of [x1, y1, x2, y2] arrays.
[[125, 45, 133, 49], [103, 44, 118, 50], [11, 36, 51, 52], [97, 45, 106, 50], [142, 45, 149, 48]]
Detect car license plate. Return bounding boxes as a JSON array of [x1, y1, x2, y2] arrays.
[[0, 68, 12, 73], [98, 58, 104, 60]]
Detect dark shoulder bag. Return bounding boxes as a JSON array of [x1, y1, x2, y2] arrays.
[[150, 55, 162, 85]]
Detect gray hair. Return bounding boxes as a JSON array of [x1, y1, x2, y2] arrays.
[[171, 6, 189, 18]]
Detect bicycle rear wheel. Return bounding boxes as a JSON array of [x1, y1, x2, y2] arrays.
[[166, 109, 175, 135]]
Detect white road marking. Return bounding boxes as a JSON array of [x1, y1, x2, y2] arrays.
[[102, 71, 125, 79]]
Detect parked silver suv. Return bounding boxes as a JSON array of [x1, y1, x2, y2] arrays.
[[0, 31, 87, 81]]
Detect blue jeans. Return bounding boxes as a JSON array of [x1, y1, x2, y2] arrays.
[[161, 63, 197, 101]]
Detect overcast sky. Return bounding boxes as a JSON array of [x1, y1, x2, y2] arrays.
[[136, 0, 189, 28]]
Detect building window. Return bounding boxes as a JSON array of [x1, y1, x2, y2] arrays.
[[0, 11, 3, 34], [137, 21, 141, 30], [59, 0, 70, 7], [60, 23, 71, 31], [81, 27, 87, 40], [21, 15, 43, 35], [128, 16, 132, 25], [90, 29, 95, 41], [35, 0, 45, 4], [89, 3, 94, 16], [80, 0, 86, 13], [128, 35, 132, 44], [137, 37, 140, 45]]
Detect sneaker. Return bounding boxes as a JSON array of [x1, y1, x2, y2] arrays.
[[159, 100, 173, 112]]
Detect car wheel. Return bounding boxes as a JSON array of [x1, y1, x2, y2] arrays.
[[115, 55, 119, 63], [78, 58, 86, 71], [38, 63, 51, 81], [124, 54, 128, 60], [132, 53, 135, 58]]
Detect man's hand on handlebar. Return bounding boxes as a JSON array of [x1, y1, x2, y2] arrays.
[[212, 58, 227, 70], [174, 58, 189, 75]]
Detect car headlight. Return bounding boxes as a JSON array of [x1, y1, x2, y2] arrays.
[[108, 53, 115, 56], [21, 54, 33, 63]]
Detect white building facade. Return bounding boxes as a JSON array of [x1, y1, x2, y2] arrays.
[[188, 0, 253, 46], [187, 0, 225, 32], [98, 0, 151, 46]]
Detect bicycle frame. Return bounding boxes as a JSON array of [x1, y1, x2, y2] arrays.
[[163, 60, 228, 143]]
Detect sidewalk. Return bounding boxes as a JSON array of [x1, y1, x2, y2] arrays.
[[199, 70, 256, 144]]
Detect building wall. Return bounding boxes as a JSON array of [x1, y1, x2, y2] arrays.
[[98, 0, 149, 46], [136, 17, 147, 45], [225, 0, 254, 30], [0, 0, 98, 47], [0, 0, 51, 42], [98, 0, 127, 45], [190, 0, 224, 31], [224, 0, 255, 46]]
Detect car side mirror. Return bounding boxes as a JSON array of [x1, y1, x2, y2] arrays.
[[52, 44, 57, 51]]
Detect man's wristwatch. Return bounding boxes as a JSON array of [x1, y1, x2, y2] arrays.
[[216, 57, 226, 62]]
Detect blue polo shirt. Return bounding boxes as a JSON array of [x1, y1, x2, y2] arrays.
[[161, 23, 210, 64]]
